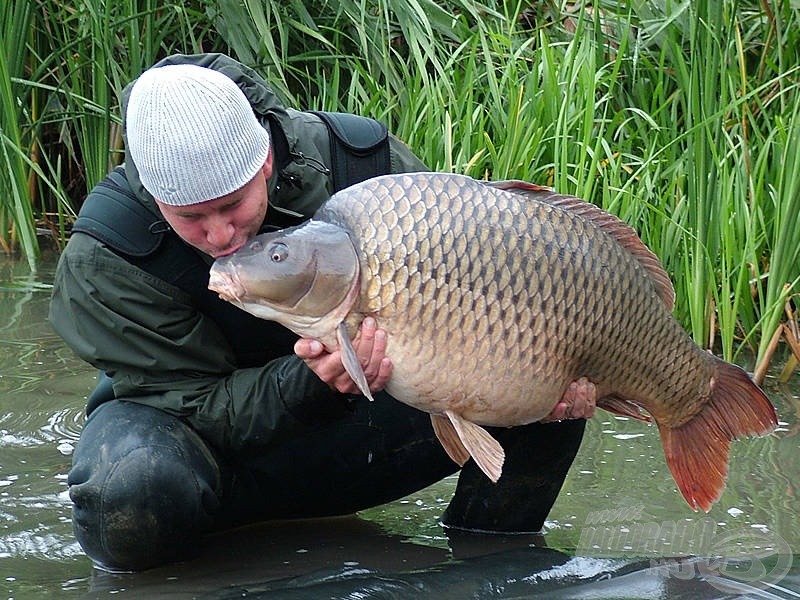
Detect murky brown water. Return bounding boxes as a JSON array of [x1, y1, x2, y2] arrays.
[[1, 250, 798, 599]]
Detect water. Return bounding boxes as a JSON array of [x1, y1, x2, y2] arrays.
[[1, 250, 798, 599]]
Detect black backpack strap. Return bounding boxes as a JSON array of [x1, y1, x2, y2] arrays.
[[312, 111, 391, 192], [267, 114, 293, 181], [71, 168, 212, 297], [72, 166, 168, 257]]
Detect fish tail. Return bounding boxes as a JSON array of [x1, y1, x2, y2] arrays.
[[658, 359, 777, 512]]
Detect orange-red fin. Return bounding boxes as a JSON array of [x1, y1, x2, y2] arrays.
[[487, 180, 675, 311], [597, 396, 652, 423], [430, 414, 470, 467], [660, 359, 778, 512]]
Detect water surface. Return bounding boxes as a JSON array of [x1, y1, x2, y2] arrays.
[[1, 251, 798, 598]]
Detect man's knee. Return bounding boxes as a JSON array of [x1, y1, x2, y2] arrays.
[[68, 400, 221, 571]]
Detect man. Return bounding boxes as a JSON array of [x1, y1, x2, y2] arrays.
[[49, 53, 590, 572]]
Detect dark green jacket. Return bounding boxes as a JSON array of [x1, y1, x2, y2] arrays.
[[49, 53, 428, 456]]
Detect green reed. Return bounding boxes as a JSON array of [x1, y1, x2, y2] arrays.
[[1, 0, 218, 266], [0, 1, 37, 266], [1, 0, 798, 373]]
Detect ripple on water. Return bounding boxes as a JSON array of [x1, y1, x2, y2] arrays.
[[0, 530, 83, 560], [42, 407, 85, 445], [523, 556, 627, 583], [0, 406, 84, 453], [0, 429, 42, 447], [0, 481, 77, 563]]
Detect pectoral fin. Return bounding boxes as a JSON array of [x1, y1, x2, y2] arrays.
[[336, 321, 374, 402], [430, 414, 470, 466], [444, 410, 505, 482]]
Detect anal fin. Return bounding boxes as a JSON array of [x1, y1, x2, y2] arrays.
[[597, 395, 652, 422]]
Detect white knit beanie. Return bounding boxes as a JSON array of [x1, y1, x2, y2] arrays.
[[126, 64, 271, 206]]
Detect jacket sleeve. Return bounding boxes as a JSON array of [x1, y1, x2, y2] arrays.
[[48, 233, 351, 455], [388, 134, 430, 174]]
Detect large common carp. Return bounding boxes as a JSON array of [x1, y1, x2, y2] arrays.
[[208, 172, 777, 511]]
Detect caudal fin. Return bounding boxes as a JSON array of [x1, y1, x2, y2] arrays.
[[658, 359, 777, 512]]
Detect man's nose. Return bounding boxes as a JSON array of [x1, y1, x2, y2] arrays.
[[205, 217, 235, 248]]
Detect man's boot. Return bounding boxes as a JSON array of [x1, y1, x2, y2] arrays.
[[441, 418, 586, 533]]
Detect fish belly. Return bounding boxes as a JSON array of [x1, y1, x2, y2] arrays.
[[382, 325, 567, 426]]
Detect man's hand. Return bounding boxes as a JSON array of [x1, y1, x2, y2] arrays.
[[294, 317, 393, 395], [541, 377, 597, 422]]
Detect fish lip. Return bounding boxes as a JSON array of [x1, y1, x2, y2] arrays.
[[208, 269, 247, 303]]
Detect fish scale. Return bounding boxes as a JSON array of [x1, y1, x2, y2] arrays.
[[209, 172, 777, 511], [318, 175, 669, 422]]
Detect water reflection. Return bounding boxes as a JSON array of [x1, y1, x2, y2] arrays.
[[0, 252, 798, 598], [0, 253, 95, 597]]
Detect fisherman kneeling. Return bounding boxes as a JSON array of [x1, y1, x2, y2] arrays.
[[49, 53, 591, 572]]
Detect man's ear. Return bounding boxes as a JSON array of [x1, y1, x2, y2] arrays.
[[262, 148, 274, 179]]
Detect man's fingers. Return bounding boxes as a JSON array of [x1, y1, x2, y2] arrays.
[[356, 317, 376, 362], [294, 338, 324, 359], [373, 356, 392, 390], [294, 318, 391, 395], [574, 391, 596, 419], [542, 401, 568, 423], [541, 377, 598, 422], [569, 377, 597, 419], [372, 328, 387, 355]]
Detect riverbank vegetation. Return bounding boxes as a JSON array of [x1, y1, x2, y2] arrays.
[[2, 0, 798, 377]]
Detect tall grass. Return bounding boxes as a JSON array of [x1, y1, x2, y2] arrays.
[[1, 0, 220, 267], [1, 0, 798, 375], [0, 1, 37, 265]]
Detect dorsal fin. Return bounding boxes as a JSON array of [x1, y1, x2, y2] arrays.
[[488, 180, 675, 311]]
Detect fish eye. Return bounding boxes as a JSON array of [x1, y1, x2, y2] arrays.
[[269, 242, 289, 262]]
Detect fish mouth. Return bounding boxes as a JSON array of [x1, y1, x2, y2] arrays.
[[208, 269, 247, 304]]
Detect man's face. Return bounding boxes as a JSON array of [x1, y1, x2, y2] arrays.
[[156, 159, 271, 258]]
